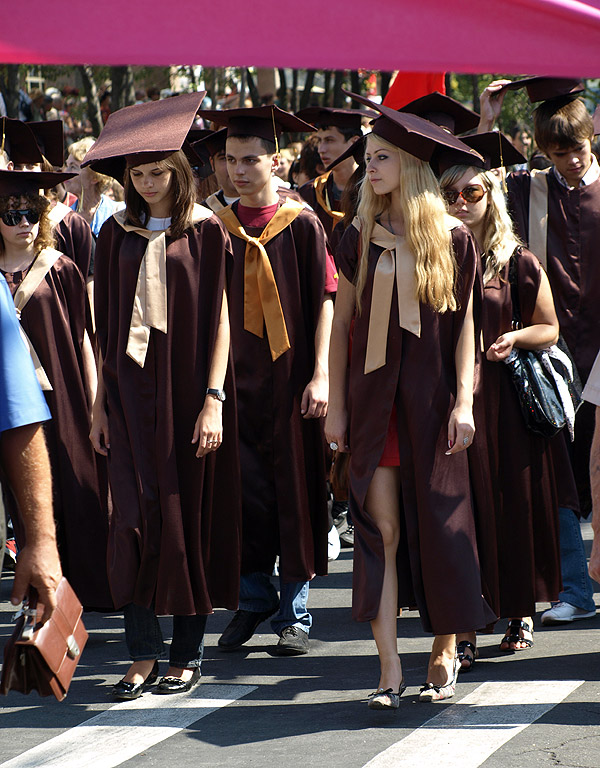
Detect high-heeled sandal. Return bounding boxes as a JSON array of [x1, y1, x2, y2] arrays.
[[112, 660, 159, 700], [418, 653, 460, 702], [457, 640, 478, 672], [499, 619, 534, 652], [367, 679, 407, 710]]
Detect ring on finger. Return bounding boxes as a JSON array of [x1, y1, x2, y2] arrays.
[[463, 436, 470, 446]]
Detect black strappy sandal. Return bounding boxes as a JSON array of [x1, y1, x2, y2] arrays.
[[457, 640, 478, 672], [499, 619, 534, 652]]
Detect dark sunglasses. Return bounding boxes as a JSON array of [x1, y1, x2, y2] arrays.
[[441, 184, 486, 206], [0, 209, 40, 227]]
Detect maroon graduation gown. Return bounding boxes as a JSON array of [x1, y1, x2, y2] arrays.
[[94, 214, 241, 615], [337, 223, 497, 635], [225, 202, 329, 583], [52, 209, 94, 279], [507, 170, 600, 514], [298, 174, 343, 244], [4, 254, 112, 610], [475, 248, 566, 617]]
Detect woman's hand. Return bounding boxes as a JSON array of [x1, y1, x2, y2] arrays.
[[192, 397, 223, 458], [446, 404, 475, 455], [90, 405, 110, 456], [301, 373, 328, 419], [478, 79, 512, 132], [486, 331, 517, 362], [325, 407, 349, 453]]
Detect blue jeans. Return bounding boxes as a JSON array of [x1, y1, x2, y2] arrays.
[[557, 507, 595, 611], [239, 572, 312, 635], [123, 603, 207, 669]]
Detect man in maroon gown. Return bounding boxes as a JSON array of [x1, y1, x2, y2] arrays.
[[200, 105, 336, 655]]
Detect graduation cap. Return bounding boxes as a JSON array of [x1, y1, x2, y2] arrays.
[[0, 169, 76, 197], [399, 91, 480, 135], [198, 105, 315, 148], [325, 134, 366, 172], [460, 131, 526, 170], [190, 127, 227, 158], [341, 90, 484, 168], [498, 77, 585, 103], [81, 91, 207, 181], [0, 118, 43, 165], [294, 107, 374, 133], [25, 120, 65, 167]]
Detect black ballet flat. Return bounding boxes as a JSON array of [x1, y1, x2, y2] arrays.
[[112, 660, 159, 700], [154, 667, 201, 694]]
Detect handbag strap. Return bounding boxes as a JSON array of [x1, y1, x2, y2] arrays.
[[508, 248, 523, 330]]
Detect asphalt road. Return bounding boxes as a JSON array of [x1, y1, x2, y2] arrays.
[[1, 524, 599, 768]]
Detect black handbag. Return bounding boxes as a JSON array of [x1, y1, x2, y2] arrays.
[[503, 250, 582, 439]]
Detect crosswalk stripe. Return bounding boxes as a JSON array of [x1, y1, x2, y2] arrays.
[[363, 680, 583, 768], [0, 683, 257, 768]]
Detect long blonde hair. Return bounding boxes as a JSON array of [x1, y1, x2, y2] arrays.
[[439, 165, 521, 284], [355, 138, 456, 313]]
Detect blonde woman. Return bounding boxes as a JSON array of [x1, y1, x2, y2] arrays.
[[325, 95, 495, 708], [439, 132, 569, 665], [64, 137, 124, 237]]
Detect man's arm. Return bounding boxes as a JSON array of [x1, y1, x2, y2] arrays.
[[589, 407, 600, 582], [301, 295, 334, 419], [0, 423, 62, 622]]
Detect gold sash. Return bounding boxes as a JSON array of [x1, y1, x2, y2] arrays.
[[205, 192, 226, 213], [13, 248, 62, 391], [218, 199, 304, 361], [355, 216, 459, 374], [313, 172, 345, 223], [528, 169, 550, 272], [114, 204, 214, 367], [47, 200, 71, 228]]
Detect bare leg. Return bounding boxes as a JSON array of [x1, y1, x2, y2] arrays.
[[426, 634, 457, 687], [366, 466, 403, 692]]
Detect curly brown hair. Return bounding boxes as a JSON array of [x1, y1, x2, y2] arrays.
[[0, 193, 56, 255]]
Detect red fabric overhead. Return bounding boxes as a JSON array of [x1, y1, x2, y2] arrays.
[[383, 73, 446, 110], [1, 0, 600, 76]]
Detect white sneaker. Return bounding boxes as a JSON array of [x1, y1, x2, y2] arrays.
[[328, 524, 341, 561], [540, 601, 596, 625]]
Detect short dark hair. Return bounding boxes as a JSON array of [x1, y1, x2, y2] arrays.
[[315, 123, 363, 141], [228, 134, 277, 155], [533, 97, 594, 153]]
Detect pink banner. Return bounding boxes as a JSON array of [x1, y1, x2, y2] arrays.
[[1, 0, 600, 76]]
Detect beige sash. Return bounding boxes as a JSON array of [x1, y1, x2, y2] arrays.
[[528, 169, 550, 271], [218, 198, 305, 361], [355, 215, 460, 374], [47, 200, 71, 228], [13, 248, 62, 391], [313, 172, 345, 223], [114, 204, 214, 367], [205, 192, 226, 213]]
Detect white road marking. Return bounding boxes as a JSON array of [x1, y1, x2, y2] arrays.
[[363, 680, 583, 768], [0, 684, 256, 768]]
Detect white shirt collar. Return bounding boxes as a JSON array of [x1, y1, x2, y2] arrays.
[[553, 153, 600, 189]]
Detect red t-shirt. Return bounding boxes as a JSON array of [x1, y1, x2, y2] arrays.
[[237, 202, 338, 295]]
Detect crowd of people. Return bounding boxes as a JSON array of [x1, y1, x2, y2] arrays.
[[1, 74, 599, 708]]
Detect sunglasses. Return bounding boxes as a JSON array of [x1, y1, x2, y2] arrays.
[[0, 209, 40, 227], [441, 185, 486, 206]]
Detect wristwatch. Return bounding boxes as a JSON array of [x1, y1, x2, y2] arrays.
[[206, 388, 226, 402]]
